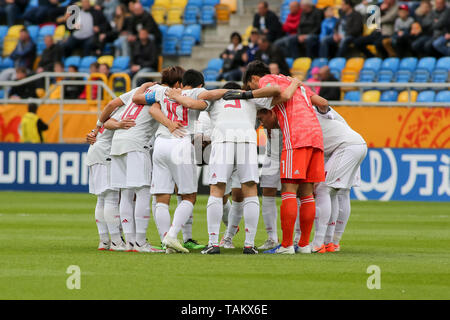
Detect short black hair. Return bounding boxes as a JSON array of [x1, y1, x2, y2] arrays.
[[243, 60, 270, 85], [223, 82, 241, 89], [230, 32, 242, 43], [28, 103, 38, 113], [343, 0, 354, 7], [182, 69, 205, 88], [68, 65, 78, 71]]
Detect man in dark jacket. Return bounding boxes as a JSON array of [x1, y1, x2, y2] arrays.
[[10, 29, 36, 70], [428, 0, 449, 55], [252, 1, 284, 43], [37, 36, 63, 72], [317, 66, 340, 101], [9, 67, 38, 99], [0, 0, 28, 26], [255, 35, 291, 76], [319, 0, 363, 58], [127, 2, 162, 48], [130, 29, 158, 77]]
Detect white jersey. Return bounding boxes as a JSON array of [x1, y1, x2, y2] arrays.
[[85, 126, 114, 166], [206, 98, 270, 144], [315, 107, 366, 159], [154, 87, 208, 138], [110, 85, 161, 156], [196, 111, 212, 139]]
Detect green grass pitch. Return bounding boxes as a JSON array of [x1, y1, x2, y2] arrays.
[[0, 191, 449, 300]]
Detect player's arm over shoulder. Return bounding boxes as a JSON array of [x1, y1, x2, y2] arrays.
[[131, 82, 157, 105], [166, 88, 208, 110], [98, 97, 125, 125]]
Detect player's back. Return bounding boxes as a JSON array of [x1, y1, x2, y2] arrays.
[[86, 126, 114, 166], [259, 74, 323, 151], [208, 98, 258, 144]]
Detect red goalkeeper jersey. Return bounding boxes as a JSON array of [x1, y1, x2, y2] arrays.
[[259, 74, 324, 152]]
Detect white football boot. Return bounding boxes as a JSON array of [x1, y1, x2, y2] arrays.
[[98, 241, 110, 251], [163, 235, 189, 253], [109, 240, 126, 252], [221, 237, 235, 249], [296, 244, 312, 254], [258, 239, 279, 250], [135, 242, 165, 253]]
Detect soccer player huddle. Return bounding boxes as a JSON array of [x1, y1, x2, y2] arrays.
[[85, 60, 367, 255]]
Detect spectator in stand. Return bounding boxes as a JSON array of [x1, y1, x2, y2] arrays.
[[23, 0, 66, 25], [20, 103, 49, 143], [80, 62, 101, 100], [317, 66, 340, 101], [252, 1, 284, 43], [99, 63, 111, 78], [62, 0, 97, 57], [273, 1, 302, 57], [37, 36, 63, 73], [0, 0, 28, 26], [98, 4, 131, 57], [242, 28, 260, 65], [428, 0, 450, 56], [64, 65, 85, 99], [410, 0, 434, 56], [217, 32, 247, 81], [130, 28, 158, 80], [92, 1, 113, 56], [319, 0, 363, 58], [10, 29, 36, 71], [354, 0, 398, 58], [254, 35, 291, 76], [383, 4, 414, 57], [278, 0, 323, 58], [306, 66, 321, 94], [100, 0, 119, 21], [9, 67, 37, 99], [127, 2, 162, 49], [320, 7, 338, 41], [269, 62, 280, 75]]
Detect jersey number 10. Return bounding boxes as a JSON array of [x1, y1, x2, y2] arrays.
[[121, 103, 144, 120], [165, 99, 188, 126]]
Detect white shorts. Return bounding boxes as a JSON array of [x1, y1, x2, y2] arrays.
[[209, 142, 259, 186], [325, 144, 367, 189], [260, 155, 281, 190], [110, 150, 152, 189], [151, 136, 198, 195], [223, 168, 242, 194], [88, 162, 117, 195]]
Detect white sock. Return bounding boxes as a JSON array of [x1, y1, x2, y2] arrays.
[[168, 200, 194, 239], [95, 195, 109, 243], [312, 183, 332, 248], [120, 189, 136, 243], [222, 199, 231, 226], [177, 195, 182, 205], [225, 201, 243, 239], [293, 198, 301, 244], [154, 202, 171, 242], [262, 196, 278, 242], [324, 188, 338, 244], [334, 189, 351, 245], [151, 195, 156, 222], [206, 196, 223, 246], [134, 186, 151, 245], [104, 190, 121, 244], [243, 196, 260, 248]]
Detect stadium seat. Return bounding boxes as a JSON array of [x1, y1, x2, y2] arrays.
[[397, 90, 418, 103], [140, 0, 155, 7], [162, 37, 179, 55], [399, 57, 418, 72], [179, 36, 196, 55], [380, 57, 400, 73], [207, 58, 223, 70], [316, 0, 334, 9], [362, 90, 380, 102], [187, 0, 203, 8], [435, 90, 450, 102], [183, 24, 201, 43], [310, 58, 328, 69], [221, 0, 237, 12], [0, 57, 14, 71], [53, 25, 66, 42], [167, 7, 184, 25], [328, 57, 346, 79], [64, 56, 81, 70], [377, 70, 394, 83], [416, 57, 436, 74], [412, 69, 430, 84], [167, 25, 185, 40], [0, 26, 8, 42], [199, 6, 216, 25], [395, 70, 412, 82], [172, 0, 188, 7], [27, 25, 39, 43], [111, 56, 130, 73], [159, 25, 169, 38], [98, 55, 114, 67], [152, 6, 167, 24], [216, 4, 231, 23], [3, 25, 24, 57], [292, 57, 311, 78], [435, 56, 450, 70], [343, 91, 360, 101], [184, 5, 200, 24], [380, 90, 398, 102], [285, 57, 294, 69], [363, 57, 382, 72], [344, 57, 365, 73], [203, 0, 220, 5], [79, 56, 98, 72], [359, 69, 376, 82], [416, 90, 435, 102], [203, 68, 219, 81], [154, 0, 171, 8], [431, 57, 450, 83]]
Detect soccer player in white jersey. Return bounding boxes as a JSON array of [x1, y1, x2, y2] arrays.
[[311, 106, 367, 253], [104, 81, 173, 253]]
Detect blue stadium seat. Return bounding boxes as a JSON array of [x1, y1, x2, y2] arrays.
[[359, 69, 376, 82], [79, 56, 98, 72], [64, 56, 81, 70], [328, 57, 346, 79], [416, 57, 436, 74], [1, 57, 13, 70], [163, 37, 179, 55], [179, 36, 196, 55], [399, 57, 417, 72], [140, 0, 154, 7], [286, 57, 294, 69], [111, 56, 130, 73], [412, 69, 430, 87], [0, 26, 8, 41], [380, 90, 398, 102], [203, 68, 219, 81], [432, 69, 448, 83], [39, 25, 56, 38], [207, 58, 223, 71], [435, 90, 450, 102], [203, 0, 220, 5], [311, 58, 328, 69], [159, 25, 168, 38], [281, 4, 290, 23], [0, 89, 4, 99], [435, 56, 450, 70], [395, 70, 412, 82], [377, 70, 394, 82], [184, 5, 200, 25], [380, 57, 399, 73], [26, 25, 40, 42], [363, 57, 382, 72], [188, 0, 203, 8], [199, 6, 216, 25], [183, 24, 201, 43], [167, 25, 185, 40], [344, 91, 360, 101], [416, 90, 435, 102]]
